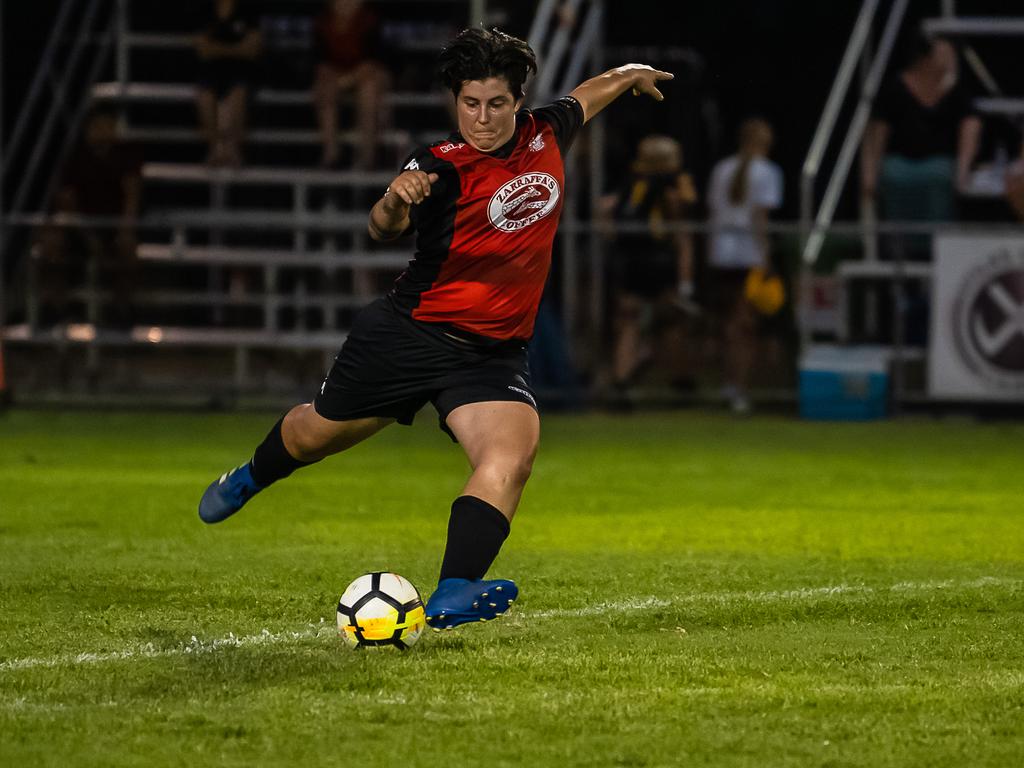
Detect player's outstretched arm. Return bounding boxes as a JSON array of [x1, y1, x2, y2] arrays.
[[368, 170, 439, 241], [569, 64, 673, 124]]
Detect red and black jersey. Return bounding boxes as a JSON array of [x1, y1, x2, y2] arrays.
[[389, 96, 585, 342]]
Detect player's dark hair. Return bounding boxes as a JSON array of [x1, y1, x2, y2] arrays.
[[436, 27, 537, 100]]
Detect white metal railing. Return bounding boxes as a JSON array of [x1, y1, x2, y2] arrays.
[[923, 17, 1024, 36], [800, 0, 881, 256], [798, 0, 908, 402], [0, 0, 118, 363], [802, 2, 1024, 268], [91, 81, 449, 108], [113, 0, 488, 93], [801, 0, 909, 269], [14, 212, 1024, 238], [0, 0, 503, 395], [800, 0, 1024, 409], [5, 0, 115, 220], [102, 1, 492, 336], [11, 213, 1023, 332], [2, 0, 88, 199], [7, 212, 1024, 398], [528, 0, 604, 106], [526, 0, 608, 346]]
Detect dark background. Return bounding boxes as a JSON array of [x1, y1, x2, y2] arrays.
[[3, 0, 1023, 219]]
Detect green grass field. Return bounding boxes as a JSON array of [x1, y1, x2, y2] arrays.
[[1, 409, 1022, 767]]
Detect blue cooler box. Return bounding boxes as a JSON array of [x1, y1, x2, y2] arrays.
[[799, 345, 889, 420]]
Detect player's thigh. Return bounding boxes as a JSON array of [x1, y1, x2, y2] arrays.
[[445, 401, 540, 473], [283, 403, 393, 460]]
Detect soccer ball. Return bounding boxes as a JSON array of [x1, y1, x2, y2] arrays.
[[336, 572, 426, 650]]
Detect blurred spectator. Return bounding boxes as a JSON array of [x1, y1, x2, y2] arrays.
[[195, 0, 263, 166], [1007, 139, 1024, 221], [35, 110, 143, 327], [313, 0, 391, 169], [860, 34, 982, 260], [707, 118, 783, 414], [603, 135, 697, 393]]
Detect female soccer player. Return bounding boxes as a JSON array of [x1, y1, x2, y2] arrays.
[[199, 27, 672, 629]]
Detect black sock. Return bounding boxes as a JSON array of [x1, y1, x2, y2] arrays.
[[249, 416, 317, 488], [438, 495, 511, 583]]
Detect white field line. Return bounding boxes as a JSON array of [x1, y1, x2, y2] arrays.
[[0, 577, 1017, 673], [0, 624, 336, 673], [527, 576, 1018, 619]]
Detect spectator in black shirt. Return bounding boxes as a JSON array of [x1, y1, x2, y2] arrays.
[[861, 33, 981, 259], [195, 0, 263, 166], [601, 135, 697, 393]]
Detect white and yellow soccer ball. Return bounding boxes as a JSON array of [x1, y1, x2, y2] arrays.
[[336, 572, 426, 650]]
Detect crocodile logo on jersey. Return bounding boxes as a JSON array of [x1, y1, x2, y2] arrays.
[[503, 188, 543, 217], [487, 172, 560, 232]]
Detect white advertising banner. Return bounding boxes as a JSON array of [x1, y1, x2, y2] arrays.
[[929, 234, 1024, 401]]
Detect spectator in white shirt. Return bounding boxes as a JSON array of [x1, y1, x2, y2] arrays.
[[707, 118, 783, 414]]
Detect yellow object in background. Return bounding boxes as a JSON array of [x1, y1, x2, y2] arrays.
[[744, 267, 786, 315]]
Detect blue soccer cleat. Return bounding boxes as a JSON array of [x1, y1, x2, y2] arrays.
[[425, 578, 518, 630], [198, 463, 263, 524]]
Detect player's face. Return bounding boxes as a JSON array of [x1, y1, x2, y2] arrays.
[[456, 78, 522, 153]]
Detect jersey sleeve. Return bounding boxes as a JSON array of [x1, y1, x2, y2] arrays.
[[530, 96, 585, 154], [397, 146, 457, 232]]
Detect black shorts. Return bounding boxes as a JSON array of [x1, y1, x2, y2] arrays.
[[313, 297, 538, 440]]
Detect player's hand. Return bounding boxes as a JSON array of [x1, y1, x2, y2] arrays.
[[383, 171, 440, 211], [622, 64, 674, 101]]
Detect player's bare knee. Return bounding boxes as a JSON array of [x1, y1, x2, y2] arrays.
[[285, 429, 322, 463], [282, 405, 329, 461], [516, 456, 535, 487], [478, 454, 534, 491]]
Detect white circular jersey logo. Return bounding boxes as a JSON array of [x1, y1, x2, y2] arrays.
[[487, 173, 560, 232]]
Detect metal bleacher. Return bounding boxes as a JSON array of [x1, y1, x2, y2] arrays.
[[2, 0, 485, 396], [800, 0, 1024, 390], [1, 0, 608, 401]]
